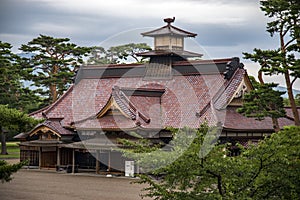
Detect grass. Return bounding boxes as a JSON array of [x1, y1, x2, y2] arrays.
[[0, 142, 20, 159]]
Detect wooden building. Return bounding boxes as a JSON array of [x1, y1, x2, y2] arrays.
[[15, 18, 298, 174]]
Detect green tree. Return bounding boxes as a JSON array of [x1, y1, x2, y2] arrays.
[[0, 160, 28, 183], [121, 125, 300, 199], [243, 126, 300, 199], [243, 0, 300, 125], [19, 35, 91, 104], [284, 94, 300, 106], [237, 78, 286, 132], [0, 105, 39, 155], [87, 43, 151, 64], [0, 41, 42, 113], [87, 46, 111, 64], [107, 43, 151, 63]]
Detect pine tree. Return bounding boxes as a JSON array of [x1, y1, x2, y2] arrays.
[[0, 160, 28, 183], [244, 0, 300, 125], [237, 80, 286, 132], [0, 41, 42, 113], [20, 35, 91, 104], [87, 43, 151, 64]]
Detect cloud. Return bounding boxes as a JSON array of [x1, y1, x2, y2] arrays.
[[23, 0, 262, 26], [1, 0, 266, 46], [1, 0, 298, 89]]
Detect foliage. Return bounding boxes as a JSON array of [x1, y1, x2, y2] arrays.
[[121, 125, 300, 199], [284, 94, 300, 106], [237, 80, 286, 132], [0, 160, 28, 183], [0, 105, 40, 155], [243, 0, 300, 125], [86, 46, 111, 64], [243, 126, 300, 199], [0, 41, 43, 113], [0, 105, 39, 133], [87, 43, 151, 64], [19, 35, 92, 104], [108, 43, 151, 63]]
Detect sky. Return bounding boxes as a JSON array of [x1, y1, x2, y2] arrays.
[[0, 0, 299, 89]]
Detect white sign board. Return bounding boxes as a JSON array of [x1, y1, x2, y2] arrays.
[[125, 161, 134, 177]]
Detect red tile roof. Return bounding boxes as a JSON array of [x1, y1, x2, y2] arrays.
[[29, 58, 295, 135], [213, 68, 245, 109], [69, 71, 229, 130], [224, 106, 297, 132]]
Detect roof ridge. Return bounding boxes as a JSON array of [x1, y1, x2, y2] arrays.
[[212, 68, 244, 109], [118, 90, 151, 123], [113, 88, 136, 119], [29, 105, 51, 117]]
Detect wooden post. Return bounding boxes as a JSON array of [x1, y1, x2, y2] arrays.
[[57, 147, 61, 167], [39, 147, 42, 169], [108, 151, 111, 172], [72, 148, 75, 174], [95, 150, 100, 174]]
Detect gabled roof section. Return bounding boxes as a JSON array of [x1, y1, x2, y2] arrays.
[[96, 86, 153, 125], [28, 119, 74, 137], [96, 92, 136, 120], [213, 68, 246, 110]]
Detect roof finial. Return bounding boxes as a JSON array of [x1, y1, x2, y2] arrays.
[[164, 17, 175, 25]]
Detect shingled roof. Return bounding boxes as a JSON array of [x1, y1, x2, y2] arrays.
[[141, 21, 197, 37], [29, 58, 239, 131], [28, 56, 298, 136], [224, 106, 298, 132]]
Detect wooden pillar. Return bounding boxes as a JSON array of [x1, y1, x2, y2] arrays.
[[108, 151, 111, 172], [39, 147, 42, 169], [57, 147, 61, 166], [72, 148, 75, 174], [95, 150, 100, 174]]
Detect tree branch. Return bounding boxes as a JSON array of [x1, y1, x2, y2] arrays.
[[282, 27, 289, 38], [206, 169, 224, 196], [291, 76, 297, 88], [237, 156, 264, 194], [284, 38, 296, 49]]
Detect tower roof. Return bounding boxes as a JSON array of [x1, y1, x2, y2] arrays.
[[141, 17, 197, 37]]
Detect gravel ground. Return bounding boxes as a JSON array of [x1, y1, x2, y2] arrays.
[[0, 169, 151, 200]]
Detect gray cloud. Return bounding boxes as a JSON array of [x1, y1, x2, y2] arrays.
[[1, 0, 297, 89], [0, 0, 272, 52]]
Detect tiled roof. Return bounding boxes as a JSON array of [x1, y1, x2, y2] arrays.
[[52, 72, 229, 131], [29, 105, 50, 119], [75, 115, 138, 131], [35, 120, 74, 135], [137, 50, 203, 58], [29, 58, 268, 134], [29, 86, 74, 127], [141, 24, 197, 37], [144, 62, 172, 79], [213, 68, 245, 109], [224, 106, 297, 131], [21, 119, 74, 138]]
